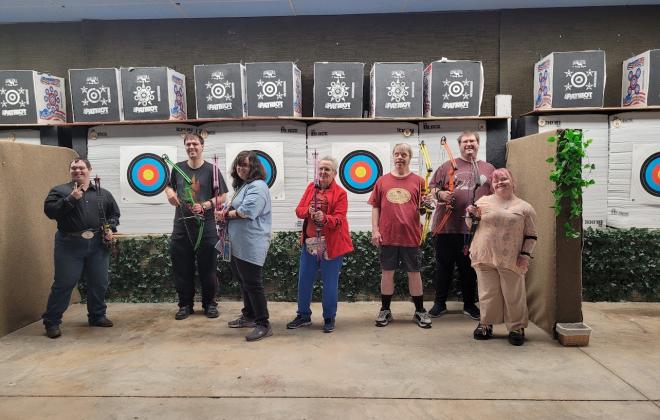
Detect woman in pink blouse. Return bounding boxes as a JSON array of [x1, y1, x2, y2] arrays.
[[466, 168, 538, 346]]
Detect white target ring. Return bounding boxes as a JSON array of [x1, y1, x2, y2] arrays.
[[4, 90, 20, 105], [210, 83, 226, 99], [571, 72, 588, 88], [448, 81, 465, 98], [86, 88, 101, 103], [261, 81, 278, 98]]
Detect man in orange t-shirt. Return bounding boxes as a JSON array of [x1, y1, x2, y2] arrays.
[[368, 143, 432, 329]]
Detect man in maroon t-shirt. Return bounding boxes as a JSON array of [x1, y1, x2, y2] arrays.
[[428, 131, 494, 320], [368, 143, 432, 329]]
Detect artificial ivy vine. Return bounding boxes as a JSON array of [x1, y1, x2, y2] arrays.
[[546, 129, 595, 239]]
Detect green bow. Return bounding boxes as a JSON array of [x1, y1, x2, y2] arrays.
[[162, 154, 204, 251]]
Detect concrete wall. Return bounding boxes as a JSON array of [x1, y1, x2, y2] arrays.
[[0, 142, 77, 337]]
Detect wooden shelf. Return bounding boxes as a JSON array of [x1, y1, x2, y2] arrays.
[[521, 106, 660, 116], [0, 115, 510, 128]]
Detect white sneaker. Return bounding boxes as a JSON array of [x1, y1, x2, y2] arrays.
[[375, 309, 393, 327], [413, 310, 432, 329]]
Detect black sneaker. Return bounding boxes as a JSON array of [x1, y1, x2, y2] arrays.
[[428, 302, 448, 318], [463, 305, 481, 321], [375, 309, 393, 327], [508, 328, 525, 346], [45, 326, 61, 339], [175, 306, 194, 320], [473, 323, 493, 340], [286, 315, 312, 329], [228, 314, 256, 328], [246, 324, 273, 342], [204, 305, 219, 318], [323, 318, 335, 333]]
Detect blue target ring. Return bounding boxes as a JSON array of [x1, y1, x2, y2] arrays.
[[254, 150, 277, 188], [640, 152, 660, 197], [339, 150, 383, 194], [127, 153, 169, 196]]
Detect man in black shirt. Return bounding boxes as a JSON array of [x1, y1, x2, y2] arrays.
[[165, 133, 227, 320], [42, 158, 120, 339]]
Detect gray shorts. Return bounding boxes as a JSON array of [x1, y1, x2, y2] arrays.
[[379, 245, 421, 272]]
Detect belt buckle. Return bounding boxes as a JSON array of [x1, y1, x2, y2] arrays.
[[81, 231, 95, 239]]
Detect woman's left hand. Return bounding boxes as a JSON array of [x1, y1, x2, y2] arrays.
[[516, 255, 530, 273], [215, 208, 228, 222], [312, 210, 324, 223]]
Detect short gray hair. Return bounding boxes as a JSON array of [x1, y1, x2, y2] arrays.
[[319, 156, 338, 172]]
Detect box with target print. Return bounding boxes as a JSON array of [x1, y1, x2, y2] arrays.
[[423, 59, 483, 117], [246, 62, 302, 117], [621, 50, 660, 107], [194, 63, 247, 118], [0, 70, 66, 125], [370, 62, 423, 118], [120, 67, 187, 121], [69, 68, 123, 122], [313, 62, 364, 117], [533, 51, 605, 110]]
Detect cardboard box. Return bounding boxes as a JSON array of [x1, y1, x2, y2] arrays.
[[424, 59, 484, 117], [0, 70, 66, 125], [313, 62, 364, 117], [69, 68, 123, 122], [370, 62, 423, 118], [121, 67, 187, 121], [194, 63, 247, 118], [246, 62, 302, 117], [533, 50, 606, 110], [622, 50, 660, 107]]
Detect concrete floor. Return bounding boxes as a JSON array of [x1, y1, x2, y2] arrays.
[[0, 301, 658, 419]]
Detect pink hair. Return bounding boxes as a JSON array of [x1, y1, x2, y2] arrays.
[[490, 168, 516, 193]]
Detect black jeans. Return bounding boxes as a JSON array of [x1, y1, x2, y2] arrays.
[[230, 256, 270, 326], [170, 234, 218, 309], [432, 234, 477, 306]]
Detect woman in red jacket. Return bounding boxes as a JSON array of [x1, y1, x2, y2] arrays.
[[286, 156, 354, 333]]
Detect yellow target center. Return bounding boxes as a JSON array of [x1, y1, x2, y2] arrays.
[[355, 166, 367, 178], [143, 169, 155, 181]]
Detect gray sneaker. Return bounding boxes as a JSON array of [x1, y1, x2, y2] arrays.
[[375, 309, 393, 327], [246, 324, 273, 342], [228, 314, 256, 328], [413, 310, 432, 329]]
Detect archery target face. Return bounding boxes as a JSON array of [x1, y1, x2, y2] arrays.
[[339, 150, 383, 194], [120, 145, 177, 203], [225, 142, 285, 200], [640, 152, 660, 197], [255, 150, 278, 187], [631, 144, 660, 204], [332, 142, 390, 196], [127, 153, 169, 196]]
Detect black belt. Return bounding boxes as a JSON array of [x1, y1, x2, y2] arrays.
[[61, 230, 99, 239]]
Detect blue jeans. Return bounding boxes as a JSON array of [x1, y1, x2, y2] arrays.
[[42, 231, 110, 327], [297, 245, 344, 320]]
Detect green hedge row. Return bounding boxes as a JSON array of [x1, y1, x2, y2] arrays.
[[80, 228, 659, 303]]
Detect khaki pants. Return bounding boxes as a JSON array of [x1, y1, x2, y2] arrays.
[[474, 264, 528, 331]]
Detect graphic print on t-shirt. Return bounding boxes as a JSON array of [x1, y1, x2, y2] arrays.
[[386, 187, 412, 204]]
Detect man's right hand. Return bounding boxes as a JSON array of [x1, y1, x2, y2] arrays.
[[371, 230, 382, 246], [70, 182, 83, 200], [166, 189, 180, 206], [437, 190, 454, 203]]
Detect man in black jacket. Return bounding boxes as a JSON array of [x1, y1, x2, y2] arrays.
[[42, 158, 120, 339]]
